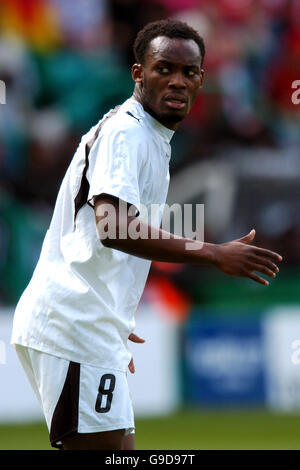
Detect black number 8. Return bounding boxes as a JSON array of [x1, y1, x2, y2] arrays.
[[95, 374, 116, 413]]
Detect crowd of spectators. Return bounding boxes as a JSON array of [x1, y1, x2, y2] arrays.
[[0, 0, 299, 306]]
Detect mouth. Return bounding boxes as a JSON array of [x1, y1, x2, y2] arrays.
[[164, 95, 187, 110]]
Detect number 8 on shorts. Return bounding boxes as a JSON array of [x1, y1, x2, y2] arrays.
[[95, 374, 116, 413]]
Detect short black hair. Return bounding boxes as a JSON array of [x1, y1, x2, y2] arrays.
[[133, 18, 205, 66]]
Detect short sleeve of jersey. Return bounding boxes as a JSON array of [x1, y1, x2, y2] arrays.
[[87, 124, 144, 214]]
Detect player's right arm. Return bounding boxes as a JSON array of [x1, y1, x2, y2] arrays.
[[94, 194, 282, 286]]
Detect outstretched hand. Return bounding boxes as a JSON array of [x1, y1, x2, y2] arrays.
[[128, 333, 145, 374], [213, 229, 283, 286]]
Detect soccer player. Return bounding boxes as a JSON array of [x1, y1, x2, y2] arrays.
[[11, 19, 282, 450]]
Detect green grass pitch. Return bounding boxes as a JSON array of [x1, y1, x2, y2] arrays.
[[0, 408, 300, 450]]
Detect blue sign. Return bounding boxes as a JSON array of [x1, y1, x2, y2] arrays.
[[184, 313, 265, 406]]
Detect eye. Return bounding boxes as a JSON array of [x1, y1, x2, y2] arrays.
[[186, 69, 196, 77], [158, 66, 169, 74]]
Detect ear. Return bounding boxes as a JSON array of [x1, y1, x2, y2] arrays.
[[199, 69, 205, 88], [131, 63, 144, 85]]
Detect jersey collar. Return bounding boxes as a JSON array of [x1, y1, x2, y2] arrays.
[[124, 98, 175, 143]]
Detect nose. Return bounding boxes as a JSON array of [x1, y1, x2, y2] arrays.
[[168, 72, 186, 89]]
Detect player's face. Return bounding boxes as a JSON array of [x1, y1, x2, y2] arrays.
[[132, 36, 204, 130]]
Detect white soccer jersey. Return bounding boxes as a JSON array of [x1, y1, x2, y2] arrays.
[[11, 98, 174, 372]]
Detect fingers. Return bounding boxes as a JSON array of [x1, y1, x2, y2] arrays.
[[128, 358, 135, 374], [248, 271, 270, 286], [254, 247, 283, 263], [252, 256, 280, 274], [245, 254, 280, 285], [128, 333, 145, 373], [246, 258, 281, 285], [128, 333, 145, 343], [251, 263, 277, 279]]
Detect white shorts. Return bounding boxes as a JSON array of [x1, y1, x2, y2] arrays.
[[14, 345, 135, 449]]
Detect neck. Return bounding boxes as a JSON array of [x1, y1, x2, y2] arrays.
[[132, 86, 179, 131]]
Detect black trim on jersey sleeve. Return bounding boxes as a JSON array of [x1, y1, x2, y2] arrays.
[[73, 106, 121, 227]]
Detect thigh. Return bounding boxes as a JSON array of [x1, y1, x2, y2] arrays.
[[123, 432, 135, 450], [62, 429, 126, 450]]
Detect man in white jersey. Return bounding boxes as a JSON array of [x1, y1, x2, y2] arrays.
[[11, 19, 282, 450]]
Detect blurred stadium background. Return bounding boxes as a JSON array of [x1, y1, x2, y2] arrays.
[[1, 0, 300, 450]]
